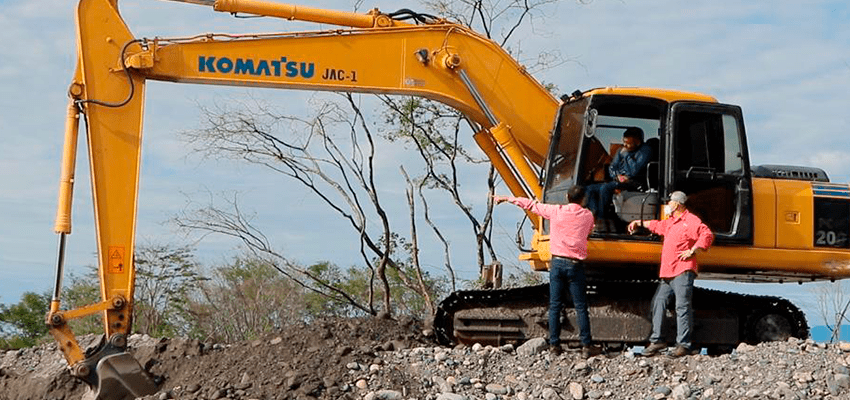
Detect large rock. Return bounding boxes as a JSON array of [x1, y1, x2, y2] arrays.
[[568, 382, 584, 399], [517, 337, 548, 356]]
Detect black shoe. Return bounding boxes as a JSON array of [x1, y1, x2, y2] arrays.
[[580, 346, 592, 359], [593, 218, 607, 233], [642, 342, 666, 357], [548, 344, 562, 355]]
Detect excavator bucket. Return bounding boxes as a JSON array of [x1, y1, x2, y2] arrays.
[[92, 353, 158, 400]]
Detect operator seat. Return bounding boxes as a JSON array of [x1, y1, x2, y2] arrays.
[[613, 137, 660, 222]]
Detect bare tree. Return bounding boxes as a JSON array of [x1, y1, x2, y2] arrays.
[[174, 183, 378, 316], [176, 0, 582, 317], [380, 96, 498, 287], [813, 281, 850, 342], [424, 0, 583, 76], [400, 166, 437, 316]]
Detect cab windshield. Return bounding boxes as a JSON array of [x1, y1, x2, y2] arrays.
[[544, 95, 665, 206], [542, 97, 587, 205]]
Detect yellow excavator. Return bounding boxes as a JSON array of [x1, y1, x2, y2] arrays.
[[48, 0, 850, 398]]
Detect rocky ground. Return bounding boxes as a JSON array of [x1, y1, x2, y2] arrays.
[[2, 316, 850, 400]]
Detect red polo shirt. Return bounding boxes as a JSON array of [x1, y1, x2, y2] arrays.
[[505, 197, 594, 260], [648, 210, 714, 278]]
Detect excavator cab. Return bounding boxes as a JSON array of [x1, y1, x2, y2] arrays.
[[544, 89, 755, 244]]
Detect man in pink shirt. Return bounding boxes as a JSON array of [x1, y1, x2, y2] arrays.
[[627, 191, 713, 357], [494, 185, 595, 358]]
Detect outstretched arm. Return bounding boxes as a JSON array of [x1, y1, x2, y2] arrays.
[[627, 219, 651, 234], [492, 194, 557, 219], [493, 194, 533, 208]]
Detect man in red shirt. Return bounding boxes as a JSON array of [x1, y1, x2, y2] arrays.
[[494, 185, 595, 358], [627, 191, 713, 357]]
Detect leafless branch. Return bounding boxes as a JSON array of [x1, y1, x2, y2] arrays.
[[400, 166, 435, 316], [174, 191, 372, 315]]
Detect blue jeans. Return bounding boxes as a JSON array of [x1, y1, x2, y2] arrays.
[[549, 257, 591, 346], [649, 271, 695, 348], [585, 181, 619, 219]]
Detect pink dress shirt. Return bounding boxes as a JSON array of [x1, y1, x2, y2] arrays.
[[648, 210, 714, 278], [505, 197, 594, 260]]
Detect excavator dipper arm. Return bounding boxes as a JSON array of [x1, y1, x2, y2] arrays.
[[48, 0, 559, 398]]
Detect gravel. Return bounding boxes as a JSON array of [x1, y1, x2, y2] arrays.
[[2, 317, 850, 399]]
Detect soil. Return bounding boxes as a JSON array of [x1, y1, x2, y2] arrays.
[[0, 316, 429, 400]]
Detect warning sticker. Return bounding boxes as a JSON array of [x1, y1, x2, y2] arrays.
[[108, 246, 125, 274]]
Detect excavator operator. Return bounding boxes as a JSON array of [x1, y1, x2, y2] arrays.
[[585, 127, 652, 233]]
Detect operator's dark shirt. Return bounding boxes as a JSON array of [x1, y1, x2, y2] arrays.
[[608, 143, 652, 179]]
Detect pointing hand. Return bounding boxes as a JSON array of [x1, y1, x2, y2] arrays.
[[627, 220, 639, 234]]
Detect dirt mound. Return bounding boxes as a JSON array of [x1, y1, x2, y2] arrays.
[[0, 316, 429, 400]]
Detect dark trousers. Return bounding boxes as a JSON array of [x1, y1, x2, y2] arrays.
[[549, 257, 592, 346], [586, 181, 619, 218]]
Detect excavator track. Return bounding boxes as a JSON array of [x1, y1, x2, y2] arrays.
[[434, 281, 808, 352]]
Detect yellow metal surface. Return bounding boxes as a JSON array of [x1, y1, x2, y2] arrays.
[[66, 299, 116, 321], [775, 180, 813, 249], [583, 238, 850, 279], [585, 87, 718, 103], [48, 323, 86, 365], [587, 239, 846, 275], [133, 25, 558, 166], [518, 231, 550, 271], [76, 0, 143, 337], [213, 0, 409, 28], [527, 191, 850, 279], [489, 123, 541, 199], [54, 96, 82, 234], [751, 178, 777, 248], [520, 227, 850, 280]]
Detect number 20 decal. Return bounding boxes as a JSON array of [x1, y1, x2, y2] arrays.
[[816, 230, 847, 246]]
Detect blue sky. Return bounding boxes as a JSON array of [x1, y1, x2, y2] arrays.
[[1, 0, 849, 329]]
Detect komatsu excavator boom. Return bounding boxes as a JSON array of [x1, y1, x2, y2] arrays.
[[49, 0, 850, 399], [50, 0, 558, 397]]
